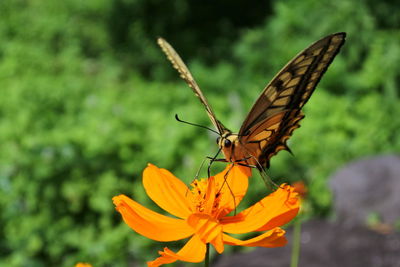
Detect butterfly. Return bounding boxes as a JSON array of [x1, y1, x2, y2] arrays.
[[158, 32, 346, 170]]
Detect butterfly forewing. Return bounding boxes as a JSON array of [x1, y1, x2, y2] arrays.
[[238, 32, 346, 168], [239, 33, 346, 135], [157, 38, 227, 135]]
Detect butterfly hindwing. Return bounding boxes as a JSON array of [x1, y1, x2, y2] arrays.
[[239, 110, 304, 168]]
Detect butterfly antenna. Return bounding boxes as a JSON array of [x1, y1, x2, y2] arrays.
[[175, 114, 220, 135]]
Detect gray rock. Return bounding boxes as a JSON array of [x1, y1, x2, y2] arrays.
[[214, 220, 400, 267], [330, 154, 400, 227]]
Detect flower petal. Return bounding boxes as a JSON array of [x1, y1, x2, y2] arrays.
[[215, 164, 250, 216], [203, 176, 216, 214], [221, 184, 299, 233], [223, 227, 287, 247], [187, 213, 223, 247], [147, 235, 206, 267], [211, 231, 225, 253], [143, 163, 192, 219], [113, 195, 193, 241]]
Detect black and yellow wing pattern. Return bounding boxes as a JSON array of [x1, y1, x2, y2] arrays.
[[239, 33, 346, 167], [158, 33, 346, 170]]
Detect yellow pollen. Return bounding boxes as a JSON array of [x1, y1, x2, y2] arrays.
[[190, 178, 222, 215]]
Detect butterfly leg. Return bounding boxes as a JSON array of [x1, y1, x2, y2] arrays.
[[186, 155, 223, 197], [206, 157, 228, 162], [236, 162, 257, 168], [194, 157, 208, 180], [206, 149, 224, 177], [235, 153, 279, 190], [216, 163, 238, 215], [206, 157, 228, 163], [206, 156, 258, 169], [230, 156, 258, 168], [185, 156, 211, 198]]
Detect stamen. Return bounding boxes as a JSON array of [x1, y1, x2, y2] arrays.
[[190, 178, 222, 215]]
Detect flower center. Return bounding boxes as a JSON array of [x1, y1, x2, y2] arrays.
[[190, 178, 221, 216]]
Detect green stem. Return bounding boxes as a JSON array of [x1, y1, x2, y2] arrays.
[[290, 218, 302, 267], [205, 243, 210, 267]]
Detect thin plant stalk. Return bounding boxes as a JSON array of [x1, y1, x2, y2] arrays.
[[205, 243, 210, 267], [290, 218, 302, 267]]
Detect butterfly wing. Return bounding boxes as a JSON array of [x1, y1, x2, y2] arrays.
[[238, 32, 346, 168], [158, 38, 227, 135]]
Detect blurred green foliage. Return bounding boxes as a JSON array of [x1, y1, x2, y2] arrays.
[[0, 0, 399, 266]]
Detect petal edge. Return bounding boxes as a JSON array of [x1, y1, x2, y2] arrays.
[[147, 235, 206, 267], [113, 195, 193, 241], [143, 164, 192, 219], [223, 227, 287, 248]]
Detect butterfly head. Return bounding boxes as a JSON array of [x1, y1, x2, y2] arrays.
[[216, 131, 241, 162]]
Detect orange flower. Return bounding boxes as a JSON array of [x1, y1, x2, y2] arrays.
[[113, 164, 299, 267], [292, 181, 308, 199], [75, 263, 92, 267]]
